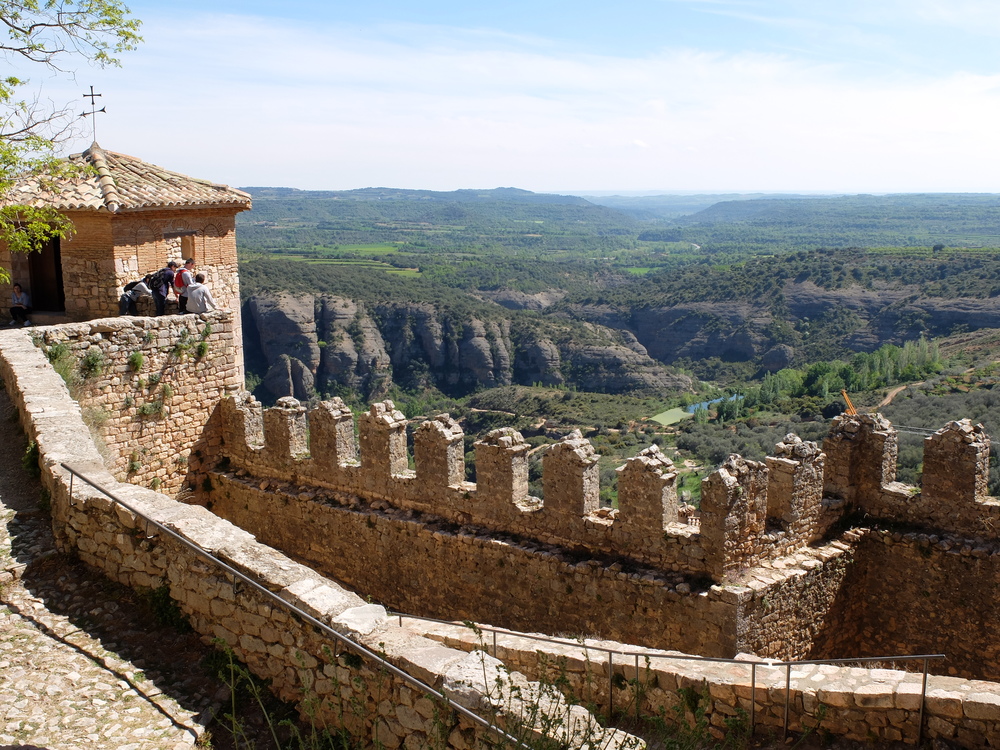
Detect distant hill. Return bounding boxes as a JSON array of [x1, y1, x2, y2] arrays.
[[239, 186, 593, 206], [236, 186, 637, 256], [668, 193, 1000, 251], [580, 193, 834, 220]]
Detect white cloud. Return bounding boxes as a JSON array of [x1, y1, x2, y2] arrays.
[[19, 12, 1000, 192], [906, 0, 1000, 34]]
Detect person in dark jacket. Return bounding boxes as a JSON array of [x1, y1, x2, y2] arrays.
[[9, 283, 30, 326], [152, 261, 177, 316]]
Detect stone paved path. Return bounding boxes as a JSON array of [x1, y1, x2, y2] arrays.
[[0, 387, 228, 750]]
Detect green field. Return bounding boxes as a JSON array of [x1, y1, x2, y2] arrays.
[[262, 255, 422, 276], [650, 407, 693, 426], [320, 243, 401, 255]]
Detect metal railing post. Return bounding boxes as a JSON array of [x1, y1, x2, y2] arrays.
[[751, 662, 757, 733], [608, 650, 614, 718], [635, 653, 640, 722], [783, 663, 791, 740], [919, 657, 929, 745]]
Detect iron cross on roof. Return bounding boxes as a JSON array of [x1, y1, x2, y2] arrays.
[[80, 86, 106, 142]]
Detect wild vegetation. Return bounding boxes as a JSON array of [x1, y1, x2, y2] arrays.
[[237, 188, 1000, 506]]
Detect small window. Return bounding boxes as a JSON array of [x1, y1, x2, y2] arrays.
[[181, 234, 196, 263]]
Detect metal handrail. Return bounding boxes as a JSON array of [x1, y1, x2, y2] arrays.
[[391, 612, 945, 741], [60, 463, 532, 749], [59, 462, 948, 746]]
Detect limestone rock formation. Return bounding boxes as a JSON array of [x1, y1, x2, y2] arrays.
[[315, 297, 391, 399], [244, 293, 689, 399], [247, 293, 322, 402], [570, 280, 1000, 366], [512, 332, 564, 387], [478, 288, 565, 310]]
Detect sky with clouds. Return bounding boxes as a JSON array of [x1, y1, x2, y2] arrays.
[[13, 0, 1000, 193]]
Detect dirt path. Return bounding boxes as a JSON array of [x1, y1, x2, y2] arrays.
[[877, 382, 923, 409]]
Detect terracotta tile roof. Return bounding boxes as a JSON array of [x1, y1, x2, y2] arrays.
[[5, 142, 251, 213]]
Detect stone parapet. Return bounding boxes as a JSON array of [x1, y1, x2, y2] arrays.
[[0, 324, 637, 750], [28, 312, 241, 496], [219, 397, 848, 581], [824, 415, 1000, 539], [414, 621, 1000, 747]]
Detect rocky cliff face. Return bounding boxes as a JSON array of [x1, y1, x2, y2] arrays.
[[244, 278, 1000, 401], [568, 280, 1000, 367], [244, 293, 691, 401]]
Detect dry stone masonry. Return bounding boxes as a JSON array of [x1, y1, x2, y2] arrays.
[[216, 396, 850, 584], [32, 311, 242, 496], [4, 314, 1000, 746], [213, 395, 1000, 684]]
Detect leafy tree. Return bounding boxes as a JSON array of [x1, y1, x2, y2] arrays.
[[0, 0, 141, 273]]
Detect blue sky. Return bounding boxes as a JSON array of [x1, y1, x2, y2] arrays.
[[16, 0, 1000, 192]]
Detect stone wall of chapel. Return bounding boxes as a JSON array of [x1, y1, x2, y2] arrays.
[[0, 212, 119, 319], [34, 312, 242, 496], [109, 208, 244, 381], [0, 207, 244, 353]]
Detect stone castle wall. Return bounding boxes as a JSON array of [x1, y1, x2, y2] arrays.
[[212, 395, 1000, 680], [0, 327, 637, 750], [218, 397, 846, 583], [204, 471, 740, 656], [30, 312, 242, 495], [812, 528, 1000, 681]]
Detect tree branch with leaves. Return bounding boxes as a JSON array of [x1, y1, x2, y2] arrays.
[[0, 0, 141, 275]]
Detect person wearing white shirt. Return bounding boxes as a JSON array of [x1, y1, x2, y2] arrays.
[[186, 274, 217, 314]]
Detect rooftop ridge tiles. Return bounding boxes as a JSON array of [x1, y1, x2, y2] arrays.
[[7, 143, 251, 213], [84, 142, 122, 213]]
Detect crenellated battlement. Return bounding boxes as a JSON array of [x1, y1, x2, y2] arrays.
[[824, 414, 1000, 537], [221, 404, 820, 581], [220, 395, 1000, 583]]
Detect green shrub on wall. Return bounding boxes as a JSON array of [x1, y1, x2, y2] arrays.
[[80, 348, 106, 379], [137, 400, 163, 418]]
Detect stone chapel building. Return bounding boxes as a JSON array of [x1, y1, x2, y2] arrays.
[[0, 141, 251, 324]]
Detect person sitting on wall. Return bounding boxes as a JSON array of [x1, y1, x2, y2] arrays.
[[185, 273, 217, 314], [8, 283, 31, 326], [119, 277, 153, 316], [174, 258, 195, 313]]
